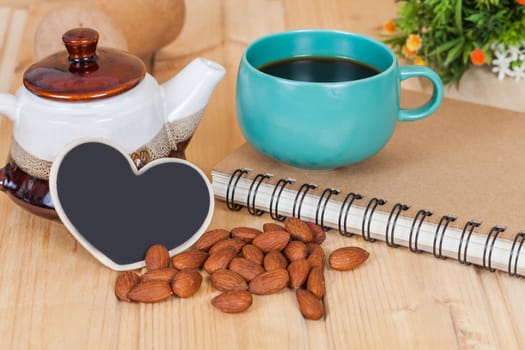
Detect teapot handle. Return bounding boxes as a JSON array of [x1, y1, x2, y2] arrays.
[[0, 93, 17, 121]]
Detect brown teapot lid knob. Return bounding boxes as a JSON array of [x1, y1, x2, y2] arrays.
[[62, 28, 99, 62], [24, 27, 146, 101]]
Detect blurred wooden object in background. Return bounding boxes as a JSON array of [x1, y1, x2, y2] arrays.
[[10, 0, 186, 72]]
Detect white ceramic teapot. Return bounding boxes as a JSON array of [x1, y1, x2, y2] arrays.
[[0, 27, 225, 218]]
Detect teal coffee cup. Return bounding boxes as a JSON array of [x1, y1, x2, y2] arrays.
[[236, 29, 444, 170]]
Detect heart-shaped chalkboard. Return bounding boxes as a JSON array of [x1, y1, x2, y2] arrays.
[[49, 139, 214, 271]]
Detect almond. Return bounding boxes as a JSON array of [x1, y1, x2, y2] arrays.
[[211, 290, 253, 313], [203, 246, 238, 274], [252, 230, 290, 253], [241, 244, 264, 265], [284, 217, 313, 242], [306, 243, 324, 255], [262, 222, 286, 232], [115, 271, 140, 301], [263, 251, 288, 271], [144, 244, 170, 270], [195, 228, 230, 251], [287, 259, 311, 288], [307, 248, 325, 269], [296, 288, 324, 320], [231, 227, 262, 242], [127, 280, 173, 303], [141, 268, 178, 282], [306, 222, 327, 244], [172, 249, 208, 270], [209, 238, 246, 255], [248, 269, 289, 295], [306, 266, 325, 298], [171, 269, 202, 298], [328, 246, 369, 271], [284, 241, 308, 261], [210, 269, 248, 292], [229, 257, 265, 281]]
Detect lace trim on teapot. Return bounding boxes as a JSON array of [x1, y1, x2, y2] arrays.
[[129, 127, 172, 169], [165, 108, 205, 150], [9, 140, 52, 180]]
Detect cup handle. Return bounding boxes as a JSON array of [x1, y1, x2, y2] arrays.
[[397, 66, 444, 122]]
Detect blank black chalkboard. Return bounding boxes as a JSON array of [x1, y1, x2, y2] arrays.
[[49, 140, 214, 271]]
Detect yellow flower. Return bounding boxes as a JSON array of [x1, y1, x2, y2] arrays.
[[414, 57, 426, 66], [384, 20, 396, 33], [402, 45, 416, 59], [405, 34, 422, 52]]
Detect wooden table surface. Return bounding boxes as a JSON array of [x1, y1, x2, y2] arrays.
[[1, 1, 525, 349]]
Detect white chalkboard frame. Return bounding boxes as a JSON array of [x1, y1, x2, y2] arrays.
[[49, 138, 214, 271]]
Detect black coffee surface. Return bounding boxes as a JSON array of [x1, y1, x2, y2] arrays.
[[258, 56, 380, 82]]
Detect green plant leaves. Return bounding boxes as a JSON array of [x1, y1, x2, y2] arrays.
[[445, 37, 465, 66], [382, 0, 525, 85], [455, 0, 463, 34], [462, 41, 473, 64], [428, 37, 464, 56]]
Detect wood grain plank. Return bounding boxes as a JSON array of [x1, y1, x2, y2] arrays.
[[223, 0, 286, 44], [0, 8, 27, 92], [476, 273, 521, 349], [0, 6, 14, 154], [283, 0, 397, 38], [154, 0, 223, 60], [0, 8, 11, 63], [490, 274, 525, 348]]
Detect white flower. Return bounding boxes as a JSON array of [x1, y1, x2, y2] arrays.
[[492, 50, 514, 80], [491, 42, 506, 53], [489, 41, 525, 80], [508, 45, 521, 61], [512, 63, 525, 82]]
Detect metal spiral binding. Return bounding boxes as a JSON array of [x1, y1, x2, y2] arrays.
[[292, 183, 317, 220], [361, 198, 386, 242], [269, 178, 295, 222], [457, 220, 481, 265], [408, 209, 433, 253], [226, 168, 250, 211], [315, 188, 340, 230], [338, 192, 363, 237], [432, 215, 457, 259], [385, 203, 410, 248], [482, 225, 506, 272], [508, 232, 525, 277], [246, 173, 272, 216]]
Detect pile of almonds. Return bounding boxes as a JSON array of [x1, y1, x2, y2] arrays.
[[115, 217, 369, 320]]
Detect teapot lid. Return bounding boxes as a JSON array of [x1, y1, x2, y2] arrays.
[[23, 28, 146, 101]]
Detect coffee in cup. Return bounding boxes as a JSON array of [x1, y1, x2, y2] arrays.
[[236, 29, 444, 170], [258, 56, 380, 82]]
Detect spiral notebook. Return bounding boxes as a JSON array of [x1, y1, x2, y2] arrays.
[[211, 91, 525, 276]]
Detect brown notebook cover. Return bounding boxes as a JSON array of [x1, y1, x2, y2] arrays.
[[212, 91, 525, 275]]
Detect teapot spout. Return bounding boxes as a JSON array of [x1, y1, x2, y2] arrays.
[[161, 58, 226, 123]]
